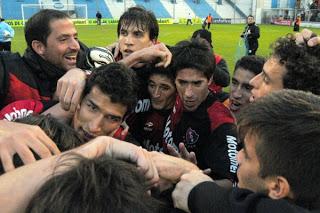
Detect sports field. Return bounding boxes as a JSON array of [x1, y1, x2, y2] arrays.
[[11, 24, 320, 79]]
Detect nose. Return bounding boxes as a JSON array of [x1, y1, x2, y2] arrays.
[[88, 115, 103, 133], [152, 87, 161, 98], [237, 149, 244, 164], [249, 73, 261, 89], [185, 84, 194, 98], [69, 37, 80, 51], [232, 86, 242, 99], [124, 34, 134, 45]]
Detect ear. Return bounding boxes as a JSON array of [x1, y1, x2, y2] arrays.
[[151, 39, 157, 45], [266, 176, 291, 200], [31, 40, 46, 56]]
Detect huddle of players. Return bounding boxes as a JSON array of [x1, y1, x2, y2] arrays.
[[1, 6, 320, 213]]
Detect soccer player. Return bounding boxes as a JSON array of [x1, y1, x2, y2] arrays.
[[224, 55, 265, 116], [250, 32, 320, 101], [163, 38, 238, 185]]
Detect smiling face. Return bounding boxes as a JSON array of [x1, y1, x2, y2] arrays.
[[40, 18, 80, 71], [250, 57, 286, 102], [118, 24, 154, 59], [72, 86, 127, 141], [229, 68, 256, 113], [148, 74, 176, 110], [175, 68, 211, 112]]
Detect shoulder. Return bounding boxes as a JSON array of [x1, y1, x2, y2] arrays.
[[207, 100, 235, 130]]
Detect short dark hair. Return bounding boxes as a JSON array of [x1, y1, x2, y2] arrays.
[[24, 9, 71, 48], [171, 38, 215, 80], [117, 6, 159, 41], [149, 66, 175, 84], [83, 63, 137, 110], [191, 29, 213, 48], [0, 114, 85, 174], [26, 155, 162, 213], [234, 55, 265, 76], [237, 89, 320, 210], [271, 35, 320, 95]]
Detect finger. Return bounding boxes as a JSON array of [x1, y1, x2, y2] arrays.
[[61, 84, 76, 111], [34, 126, 61, 155], [179, 143, 189, 159], [167, 144, 180, 157], [164, 51, 172, 68], [69, 85, 83, 113], [16, 146, 37, 165], [56, 79, 62, 99], [189, 152, 197, 165], [308, 36, 320, 47], [58, 82, 69, 110], [301, 28, 313, 40], [0, 151, 15, 172], [202, 168, 211, 175]]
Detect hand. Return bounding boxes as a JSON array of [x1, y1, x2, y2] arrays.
[[0, 120, 60, 172], [150, 151, 199, 183], [106, 42, 120, 59], [56, 68, 86, 113], [167, 143, 197, 164], [76, 136, 159, 187], [120, 42, 172, 68], [295, 29, 320, 46], [172, 170, 214, 213]]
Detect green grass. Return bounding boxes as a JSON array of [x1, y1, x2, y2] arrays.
[[11, 24, 320, 86]]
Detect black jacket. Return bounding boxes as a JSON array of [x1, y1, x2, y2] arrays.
[[242, 23, 260, 52], [188, 182, 320, 213]]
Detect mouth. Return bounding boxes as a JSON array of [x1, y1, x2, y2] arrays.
[[80, 128, 96, 141], [123, 49, 134, 57], [64, 53, 77, 65], [229, 99, 241, 112]]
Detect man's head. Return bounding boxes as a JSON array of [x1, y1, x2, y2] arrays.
[[27, 155, 161, 213], [73, 63, 137, 141], [229, 55, 265, 113], [148, 67, 176, 110], [117, 7, 159, 59], [250, 35, 320, 101], [237, 90, 320, 209], [191, 29, 213, 48], [172, 38, 215, 112], [247, 15, 255, 24], [25, 9, 80, 71]]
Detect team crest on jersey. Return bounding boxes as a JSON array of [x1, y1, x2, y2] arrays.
[[143, 122, 154, 132], [185, 128, 199, 145]]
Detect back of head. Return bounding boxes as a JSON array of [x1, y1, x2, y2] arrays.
[[117, 6, 159, 41], [271, 35, 320, 95], [25, 9, 70, 48], [0, 115, 85, 174], [191, 29, 213, 48], [27, 155, 161, 213], [237, 89, 320, 209], [234, 55, 265, 75], [171, 38, 215, 79], [83, 63, 138, 110]]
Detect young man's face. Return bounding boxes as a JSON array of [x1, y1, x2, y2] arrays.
[[249, 57, 286, 102], [229, 68, 256, 113], [118, 24, 154, 59], [72, 86, 127, 141], [148, 74, 176, 110], [41, 18, 80, 71], [237, 132, 269, 193], [247, 16, 255, 24], [175, 68, 211, 112]]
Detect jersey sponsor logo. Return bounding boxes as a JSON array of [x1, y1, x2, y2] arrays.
[[185, 128, 199, 146], [4, 107, 33, 121], [143, 121, 154, 132], [134, 99, 150, 113], [227, 135, 238, 173], [144, 139, 163, 152], [163, 116, 178, 151]]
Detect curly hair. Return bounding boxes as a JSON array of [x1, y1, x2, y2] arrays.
[[271, 34, 320, 95], [83, 63, 138, 110]]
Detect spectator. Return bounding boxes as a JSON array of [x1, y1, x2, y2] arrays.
[[241, 15, 260, 55], [96, 11, 102, 25], [0, 17, 14, 51]]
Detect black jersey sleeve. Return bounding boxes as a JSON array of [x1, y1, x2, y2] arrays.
[[199, 123, 238, 181]]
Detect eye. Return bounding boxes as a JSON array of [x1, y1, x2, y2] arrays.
[[231, 79, 238, 86], [160, 86, 170, 91], [106, 115, 121, 123], [120, 30, 128, 36], [86, 101, 97, 112], [244, 84, 253, 91]]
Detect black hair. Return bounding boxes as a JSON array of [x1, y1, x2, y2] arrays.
[[234, 55, 265, 76]]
